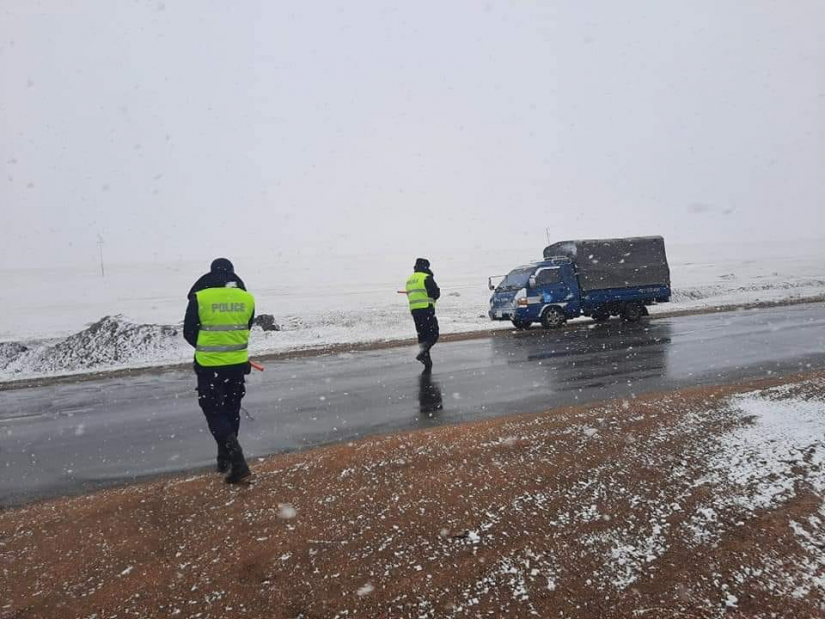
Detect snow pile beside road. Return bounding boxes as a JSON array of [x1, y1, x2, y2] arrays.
[[0, 315, 188, 378], [0, 342, 29, 370]]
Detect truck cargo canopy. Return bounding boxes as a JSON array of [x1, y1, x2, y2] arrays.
[[543, 236, 670, 292]]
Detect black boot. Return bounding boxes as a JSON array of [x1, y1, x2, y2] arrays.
[[216, 442, 230, 474], [416, 342, 432, 368], [223, 433, 252, 484]]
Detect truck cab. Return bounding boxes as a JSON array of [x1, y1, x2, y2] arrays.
[[488, 257, 581, 329]]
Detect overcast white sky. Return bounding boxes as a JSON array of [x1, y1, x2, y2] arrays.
[[1, 1, 824, 269]]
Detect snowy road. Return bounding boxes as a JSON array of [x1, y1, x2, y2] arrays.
[[2, 302, 824, 506]]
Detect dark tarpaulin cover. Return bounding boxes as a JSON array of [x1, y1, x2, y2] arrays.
[[543, 236, 670, 292]]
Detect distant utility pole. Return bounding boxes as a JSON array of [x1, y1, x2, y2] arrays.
[[97, 234, 105, 277], [545, 227, 552, 245]]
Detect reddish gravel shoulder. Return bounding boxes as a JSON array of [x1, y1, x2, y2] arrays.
[[3, 371, 825, 618]]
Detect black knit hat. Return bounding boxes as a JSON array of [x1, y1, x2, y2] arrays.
[[210, 257, 234, 274], [414, 258, 430, 270]]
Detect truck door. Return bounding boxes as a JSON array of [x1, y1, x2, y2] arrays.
[[533, 267, 567, 304]]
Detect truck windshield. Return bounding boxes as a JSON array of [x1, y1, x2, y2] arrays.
[[497, 267, 534, 291]]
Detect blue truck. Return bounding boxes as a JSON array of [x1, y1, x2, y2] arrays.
[[488, 236, 671, 328]]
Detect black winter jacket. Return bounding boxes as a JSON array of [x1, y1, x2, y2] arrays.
[[187, 271, 246, 299], [414, 267, 441, 308]]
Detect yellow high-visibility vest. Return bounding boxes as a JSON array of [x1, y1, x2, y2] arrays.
[[195, 286, 255, 366], [406, 272, 435, 311]]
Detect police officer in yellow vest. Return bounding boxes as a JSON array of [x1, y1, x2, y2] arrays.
[[184, 258, 255, 484], [406, 258, 441, 371]]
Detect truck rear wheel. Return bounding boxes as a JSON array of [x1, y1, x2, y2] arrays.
[[591, 309, 610, 323], [541, 306, 566, 329], [511, 318, 532, 330], [620, 301, 644, 322]]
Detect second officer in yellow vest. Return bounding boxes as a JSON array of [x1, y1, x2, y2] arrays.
[[184, 258, 255, 484], [405, 258, 441, 371]]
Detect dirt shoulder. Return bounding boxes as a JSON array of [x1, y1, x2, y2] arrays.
[[3, 295, 824, 392], [3, 371, 825, 618]]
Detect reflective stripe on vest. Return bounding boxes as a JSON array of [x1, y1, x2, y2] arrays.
[[195, 343, 249, 352], [195, 287, 255, 367], [200, 324, 250, 332], [406, 272, 435, 311]]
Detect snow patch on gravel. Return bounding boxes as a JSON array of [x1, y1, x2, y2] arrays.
[[710, 389, 825, 512], [683, 380, 825, 606]]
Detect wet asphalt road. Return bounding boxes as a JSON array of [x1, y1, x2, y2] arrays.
[[2, 302, 824, 506]]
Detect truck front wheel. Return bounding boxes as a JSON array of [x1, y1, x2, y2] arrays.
[[620, 301, 644, 322], [541, 306, 566, 329]]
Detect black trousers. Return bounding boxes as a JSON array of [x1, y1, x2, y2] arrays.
[[412, 307, 440, 351], [196, 368, 246, 444]]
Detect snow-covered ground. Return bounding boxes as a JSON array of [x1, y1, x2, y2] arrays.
[[695, 383, 825, 602], [584, 377, 825, 609], [2, 239, 824, 381]]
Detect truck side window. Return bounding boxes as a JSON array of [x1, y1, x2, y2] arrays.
[[535, 269, 561, 286]]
